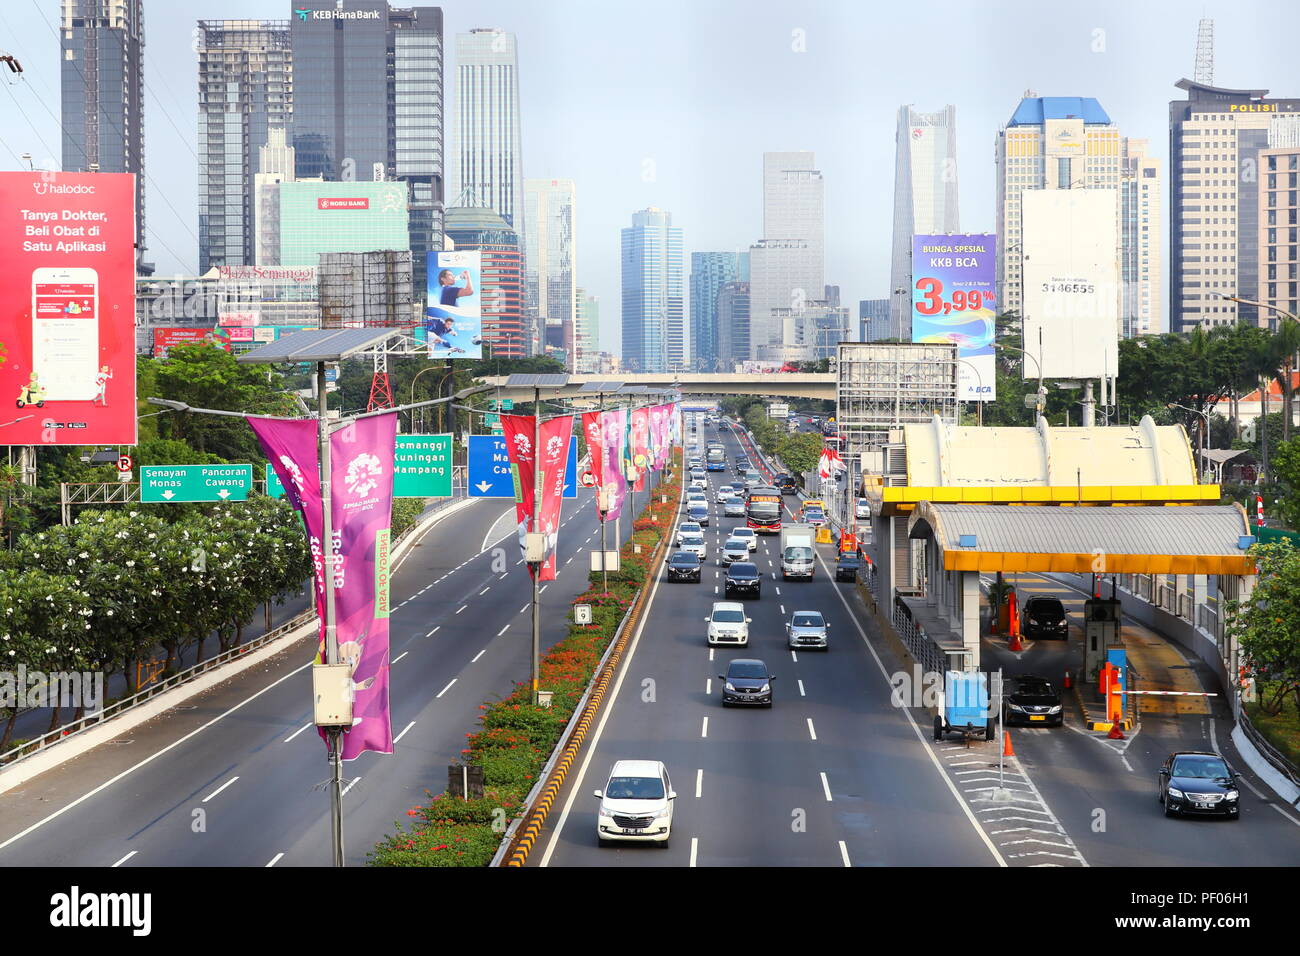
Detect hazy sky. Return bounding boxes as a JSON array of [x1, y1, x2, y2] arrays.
[[1, 0, 1297, 353]]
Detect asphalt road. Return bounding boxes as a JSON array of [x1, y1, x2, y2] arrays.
[[533, 419, 999, 866], [0, 478, 649, 867]]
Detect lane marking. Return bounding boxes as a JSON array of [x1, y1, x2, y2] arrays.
[[111, 850, 136, 868], [392, 651, 408, 664], [791, 650, 798, 662], [519, 604, 529, 614], [820, 772, 833, 802], [479, 587, 491, 596], [266, 852, 284, 867], [436, 679, 457, 698], [394, 721, 416, 743], [798, 679, 806, 697], [497, 625, 510, 637], [690, 837, 698, 867], [780, 604, 786, 615], [456, 605, 467, 614], [500, 573, 509, 580], [284, 723, 312, 743], [472, 648, 487, 663], [701, 717, 709, 738], [695, 768, 703, 799], [427, 626, 440, 636], [838, 840, 850, 867], [806, 718, 817, 741], [342, 776, 361, 798], [705, 678, 712, 695], [202, 776, 239, 803]]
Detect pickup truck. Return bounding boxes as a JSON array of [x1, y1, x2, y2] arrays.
[[780, 523, 815, 580]]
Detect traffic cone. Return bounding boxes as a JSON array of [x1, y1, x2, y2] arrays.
[[1009, 625, 1023, 653], [1063, 669, 1072, 689], [1107, 719, 1126, 740], [1003, 730, 1015, 757]]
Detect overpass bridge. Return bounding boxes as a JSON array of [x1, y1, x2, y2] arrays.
[[476, 372, 835, 402]]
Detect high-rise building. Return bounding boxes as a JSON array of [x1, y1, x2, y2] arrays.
[[524, 179, 576, 367], [60, 0, 151, 274], [1120, 138, 1162, 336], [254, 127, 295, 265], [1169, 79, 1300, 331], [859, 298, 890, 341], [444, 206, 526, 358], [1258, 147, 1300, 325], [573, 289, 600, 373], [287, 2, 444, 289], [889, 105, 960, 338], [689, 251, 749, 371], [995, 95, 1121, 319], [716, 281, 751, 370], [196, 19, 292, 273], [750, 152, 824, 357], [621, 207, 684, 374], [455, 29, 526, 348]]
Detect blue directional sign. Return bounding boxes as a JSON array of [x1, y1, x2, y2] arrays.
[[468, 435, 577, 498]]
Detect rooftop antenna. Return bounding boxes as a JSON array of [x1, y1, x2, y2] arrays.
[[1193, 18, 1214, 86]]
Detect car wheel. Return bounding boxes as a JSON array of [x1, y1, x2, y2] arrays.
[[933, 716, 944, 742], [1163, 799, 1176, 818]]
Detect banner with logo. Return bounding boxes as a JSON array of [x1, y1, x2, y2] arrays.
[[582, 411, 606, 519], [599, 408, 628, 524], [535, 415, 573, 581], [331, 413, 398, 760], [629, 407, 650, 491], [501, 414, 537, 562]]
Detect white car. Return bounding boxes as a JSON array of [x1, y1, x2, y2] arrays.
[[690, 477, 708, 491], [595, 759, 675, 846], [685, 491, 707, 509], [679, 533, 707, 561], [716, 486, 735, 504], [676, 521, 702, 545], [855, 498, 871, 520], [706, 601, 751, 646], [730, 527, 758, 552], [720, 536, 750, 566]]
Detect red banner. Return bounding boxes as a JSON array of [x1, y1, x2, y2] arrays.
[[582, 411, 605, 515], [0, 171, 137, 445], [502, 413, 573, 580]]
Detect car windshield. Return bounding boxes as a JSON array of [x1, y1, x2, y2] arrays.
[[729, 564, 757, 577], [805, 509, 824, 518], [725, 538, 747, 549], [728, 662, 768, 680], [734, 530, 754, 538], [712, 609, 745, 623], [838, 555, 859, 565], [680, 523, 700, 533], [1014, 679, 1054, 695], [682, 535, 704, 545], [1028, 599, 1065, 620], [749, 502, 781, 518], [785, 547, 813, 560], [1171, 755, 1230, 779], [671, 553, 697, 564], [792, 613, 824, 627], [605, 775, 665, 800]]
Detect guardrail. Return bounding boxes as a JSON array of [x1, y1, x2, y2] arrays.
[[1238, 707, 1300, 794]]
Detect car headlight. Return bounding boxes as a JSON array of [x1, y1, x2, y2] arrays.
[[724, 682, 736, 692], [1048, 705, 1062, 714], [1167, 786, 1184, 799], [654, 804, 672, 819], [1225, 790, 1239, 801], [1008, 703, 1025, 713], [759, 683, 770, 694]]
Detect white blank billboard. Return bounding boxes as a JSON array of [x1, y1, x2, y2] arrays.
[[1021, 190, 1120, 381]]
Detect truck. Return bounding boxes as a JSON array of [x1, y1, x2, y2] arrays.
[[780, 523, 815, 580]]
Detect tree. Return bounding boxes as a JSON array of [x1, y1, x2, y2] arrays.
[[1269, 318, 1300, 444], [1225, 541, 1300, 716]]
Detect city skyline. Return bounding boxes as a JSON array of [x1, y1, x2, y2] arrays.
[[4, 1, 1298, 355]]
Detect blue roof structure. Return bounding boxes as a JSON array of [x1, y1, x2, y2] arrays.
[[1008, 96, 1111, 126]]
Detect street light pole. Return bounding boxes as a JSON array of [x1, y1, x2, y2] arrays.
[[531, 386, 542, 704], [992, 342, 1046, 421], [1167, 402, 1210, 483]]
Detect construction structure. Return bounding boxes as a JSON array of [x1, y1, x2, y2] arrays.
[[317, 251, 415, 330]]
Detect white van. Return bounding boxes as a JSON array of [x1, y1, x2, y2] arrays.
[[595, 759, 675, 846], [705, 601, 751, 646]]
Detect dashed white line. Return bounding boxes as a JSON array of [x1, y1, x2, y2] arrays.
[[392, 651, 408, 664], [394, 721, 416, 743], [455, 605, 467, 614], [838, 840, 851, 867], [791, 650, 798, 662], [111, 851, 136, 868], [820, 772, 833, 801], [690, 837, 699, 867], [518, 604, 529, 614], [284, 723, 312, 743], [499, 573, 508, 580], [436, 679, 457, 698], [806, 718, 817, 740], [472, 648, 487, 662], [695, 768, 703, 799], [497, 624, 510, 636], [426, 626, 440, 636], [202, 776, 239, 803], [780, 604, 786, 615], [265, 853, 284, 867], [342, 776, 361, 798], [705, 678, 712, 695], [797, 679, 806, 697], [479, 587, 491, 595], [701, 717, 709, 738]]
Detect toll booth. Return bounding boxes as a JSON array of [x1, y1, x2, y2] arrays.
[[1083, 597, 1121, 683]]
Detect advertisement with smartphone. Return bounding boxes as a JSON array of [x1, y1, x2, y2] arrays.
[[0, 171, 136, 445]]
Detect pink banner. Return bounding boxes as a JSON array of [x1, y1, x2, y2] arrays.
[[629, 407, 650, 491], [599, 408, 628, 523], [331, 413, 398, 760], [501, 414, 537, 567], [582, 411, 606, 519], [536, 415, 573, 581]]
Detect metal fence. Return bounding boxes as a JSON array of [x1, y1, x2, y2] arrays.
[[892, 603, 947, 679]]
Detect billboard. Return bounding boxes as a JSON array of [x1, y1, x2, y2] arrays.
[[425, 250, 483, 359], [278, 180, 410, 267], [1021, 191, 1120, 381], [153, 327, 231, 356], [0, 171, 138, 444], [910, 234, 997, 402]]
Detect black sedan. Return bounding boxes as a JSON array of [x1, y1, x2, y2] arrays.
[[724, 561, 762, 599], [666, 550, 702, 582], [1002, 675, 1063, 727], [834, 553, 862, 582], [1158, 752, 1241, 819], [718, 658, 774, 707], [774, 473, 798, 494], [1023, 596, 1069, 639]]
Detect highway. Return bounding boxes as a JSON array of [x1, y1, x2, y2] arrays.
[[0, 480, 644, 867]]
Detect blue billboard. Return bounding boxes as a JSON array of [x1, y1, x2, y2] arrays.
[[425, 250, 483, 359]]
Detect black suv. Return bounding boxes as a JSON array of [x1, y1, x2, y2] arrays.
[[718, 658, 774, 707], [724, 561, 762, 599], [1003, 675, 1063, 727], [666, 551, 702, 582], [1023, 596, 1068, 639], [834, 553, 862, 582], [774, 473, 798, 495]]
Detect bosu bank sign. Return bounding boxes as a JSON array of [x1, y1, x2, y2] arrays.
[[0, 171, 137, 445]]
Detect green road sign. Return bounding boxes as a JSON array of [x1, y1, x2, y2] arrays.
[[141, 464, 254, 503], [490, 398, 514, 411], [264, 434, 453, 500]]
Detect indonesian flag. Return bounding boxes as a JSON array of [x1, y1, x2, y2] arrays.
[[818, 445, 846, 480]]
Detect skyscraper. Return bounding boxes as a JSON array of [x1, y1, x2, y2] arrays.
[[1169, 79, 1300, 331], [455, 29, 526, 347], [859, 298, 890, 341], [444, 206, 525, 358], [621, 207, 684, 373], [196, 19, 292, 272], [254, 127, 295, 266], [61, 0, 150, 274], [1120, 138, 1162, 337], [716, 281, 751, 370], [573, 289, 600, 373], [523, 179, 576, 368], [995, 95, 1121, 319], [889, 105, 960, 338], [689, 251, 748, 370], [750, 152, 824, 358], [287, 2, 444, 288], [1258, 146, 1300, 325]]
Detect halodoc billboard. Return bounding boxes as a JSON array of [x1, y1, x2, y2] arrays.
[[1020, 190, 1120, 381], [911, 234, 997, 402], [425, 250, 483, 359], [0, 171, 138, 445]]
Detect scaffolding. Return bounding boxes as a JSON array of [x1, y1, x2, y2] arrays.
[[317, 250, 415, 329]]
